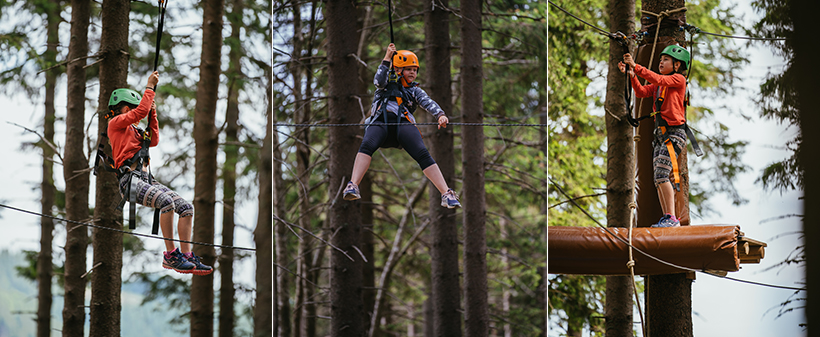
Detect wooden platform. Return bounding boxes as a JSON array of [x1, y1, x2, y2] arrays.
[[548, 225, 766, 276]]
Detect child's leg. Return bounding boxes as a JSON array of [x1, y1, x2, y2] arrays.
[[177, 215, 192, 254], [656, 182, 676, 216], [350, 152, 372, 186], [396, 123, 451, 194], [159, 212, 175, 252], [422, 164, 450, 194]]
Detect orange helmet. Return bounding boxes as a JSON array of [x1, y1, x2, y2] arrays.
[[393, 50, 419, 68]]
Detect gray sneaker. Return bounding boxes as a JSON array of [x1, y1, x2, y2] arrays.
[[440, 189, 461, 209], [651, 214, 680, 228], [343, 181, 361, 201]]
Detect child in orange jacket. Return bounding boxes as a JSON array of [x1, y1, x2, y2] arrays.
[[619, 45, 691, 227], [107, 71, 212, 275]]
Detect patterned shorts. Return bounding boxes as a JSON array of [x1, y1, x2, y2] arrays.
[[652, 127, 687, 186], [118, 172, 193, 218]]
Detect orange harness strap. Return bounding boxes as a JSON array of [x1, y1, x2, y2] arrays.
[[659, 126, 681, 191]]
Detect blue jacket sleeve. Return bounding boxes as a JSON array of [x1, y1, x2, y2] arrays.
[[408, 86, 445, 119]]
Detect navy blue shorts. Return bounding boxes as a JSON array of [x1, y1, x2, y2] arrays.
[[358, 112, 436, 170]]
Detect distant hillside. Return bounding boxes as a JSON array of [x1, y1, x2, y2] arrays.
[[0, 250, 191, 337]]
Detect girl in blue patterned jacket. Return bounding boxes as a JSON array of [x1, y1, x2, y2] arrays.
[[343, 43, 461, 208]]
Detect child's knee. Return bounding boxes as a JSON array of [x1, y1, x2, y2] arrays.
[[175, 198, 193, 218]]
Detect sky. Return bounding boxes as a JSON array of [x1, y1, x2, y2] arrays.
[[549, 2, 805, 337]]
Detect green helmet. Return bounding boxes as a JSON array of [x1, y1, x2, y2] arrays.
[[108, 88, 141, 110], [660, 45, 690, 71]]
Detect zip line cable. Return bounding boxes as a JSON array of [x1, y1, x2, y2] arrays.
[[0, 203, 257, 252], [548, 178, 806, 292], [546, 0, 611, 37], [548, 0, 789, 42]]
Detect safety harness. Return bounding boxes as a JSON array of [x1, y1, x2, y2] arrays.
[[91, 0, 168, 235], [93, 117, 161, 235]]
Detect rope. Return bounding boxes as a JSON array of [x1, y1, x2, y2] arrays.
[[0, 203, 257, 252], [272, 122, 548, 128], [387, 0, 394, 43], [548, 178, 806, 292], [153, 0, 168, 72], [626, 201, 646, 337]]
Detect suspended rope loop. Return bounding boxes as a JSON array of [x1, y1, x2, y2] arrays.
[[153, 0, 168, 72]]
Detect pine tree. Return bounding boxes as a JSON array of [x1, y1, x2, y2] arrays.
[[90, 1, 130, 334], [191, 0, 224, 335], [62, 0, 91, 335]]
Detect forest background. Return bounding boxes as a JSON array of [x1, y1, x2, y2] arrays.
[[548, 0, 805, 336], [273, 0, 546, 336], [0, 0, 272, 336]]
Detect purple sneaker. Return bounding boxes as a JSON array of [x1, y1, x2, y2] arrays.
[[162, 248, 195, 274], [183, 251, 213, 276]]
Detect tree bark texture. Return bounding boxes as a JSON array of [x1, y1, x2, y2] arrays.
[[63, 0, 90, 335], [326, 0, 364, 335], [635, 0, 692, 336], [791, 1, 820, 334], [356, 5, 376, 332], [255, 72, 274, 337], [191, 0, 224, 335], [219, 1, 243, 334], [274, 93, 291, 337], [538, 27, 548, 337], [90, 1, 130, 335], [461, 0, 489, 336], [37, 3, 59, 336], [605, 0, 636, 336], [424, 1, 463, 336], [361, 172, 376, 332]]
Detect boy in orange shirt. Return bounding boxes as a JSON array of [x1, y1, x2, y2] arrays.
[[619, 46, 691, 227]]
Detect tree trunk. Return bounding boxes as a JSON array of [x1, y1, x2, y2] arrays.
[[500, 220, 511, 337], [63, 0, 90, 336], [272, 69, 292, 336], [290, 3, 306, 336], [91, 1, 130, 335], [792, 2, 820, 335], [361, 172, 376, 332], [461, 0, 489, 336], [356, 4, 376, 333], [37, 3, 59, 336], [255, 71, 274, 337], [605, 0, 636, 336], [219, 1, 243, 335], [191, 0, 224, 335], [424, 1, 463, 336], [275, 97, 292, 337], [326, 0, 364, 334], [538, 28, 548, 337], [634, 1, 692, 336], [303, 4, 319, 336]]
